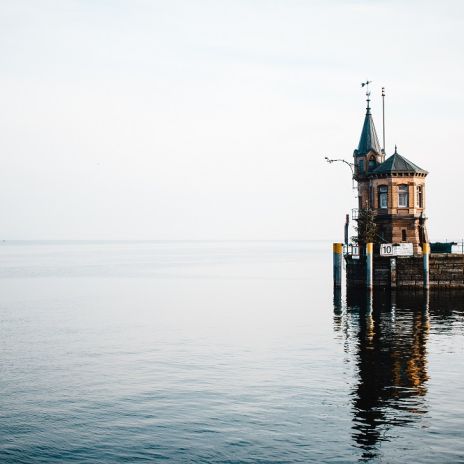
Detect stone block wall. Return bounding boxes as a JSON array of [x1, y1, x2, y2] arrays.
[[429, 254, 464, 288], [345, 253, 464, 288]]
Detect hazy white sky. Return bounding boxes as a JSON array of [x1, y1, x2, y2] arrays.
[[1, 0, 463, 240]]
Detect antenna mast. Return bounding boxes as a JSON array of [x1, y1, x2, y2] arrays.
[[382, 87, 386, 153]]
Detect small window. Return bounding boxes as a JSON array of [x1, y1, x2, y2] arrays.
[[416, 185, 423, 208], [402, 229, 407, 242], [369, 186, 374, 208], [368, 157, 376, 171], [378, 185, 388, 209], [358, 159, 364, 174], [398, 184, 409, 208]]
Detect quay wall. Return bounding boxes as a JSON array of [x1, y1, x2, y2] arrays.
[[346, 254, 464, 289]]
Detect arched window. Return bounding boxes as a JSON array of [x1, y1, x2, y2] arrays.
[[416, 185, 423, 208], [358, 159, 364, 174], [398, 184, 409, 208], [378, 185, 388, 209]]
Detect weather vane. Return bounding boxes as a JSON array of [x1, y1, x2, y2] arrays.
[[361, 80, 372, 97]]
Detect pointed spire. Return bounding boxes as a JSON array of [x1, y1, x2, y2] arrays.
[[356, 106, 382, 156], [356, 81, 381, 157]]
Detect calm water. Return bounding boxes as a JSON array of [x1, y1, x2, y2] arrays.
[[1, 241, 464, 463]]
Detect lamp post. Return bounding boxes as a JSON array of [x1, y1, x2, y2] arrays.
[[325, 156, 357, 249], [324, 156, 355, 190]]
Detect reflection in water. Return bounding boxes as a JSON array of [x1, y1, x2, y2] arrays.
[[333, 289, 463, 461]]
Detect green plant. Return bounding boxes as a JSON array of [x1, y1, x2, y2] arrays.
[[353, 208, 377, 245]]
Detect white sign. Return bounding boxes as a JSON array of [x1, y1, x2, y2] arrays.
[[380, 244, 394, 256], [380, 243, 413, 257], [345, 244, 360, 259]]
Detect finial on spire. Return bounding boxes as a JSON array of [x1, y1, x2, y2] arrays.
[[394, 144, 398, 153], [361, 80, 372, 112]]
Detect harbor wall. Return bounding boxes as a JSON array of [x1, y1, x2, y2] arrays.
[[346, 254, 464, 289]]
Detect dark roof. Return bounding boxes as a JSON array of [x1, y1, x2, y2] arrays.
[[371, 151, 427, 175], [356, 107, 382, 156]]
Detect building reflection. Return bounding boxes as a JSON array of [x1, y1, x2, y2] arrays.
[[334, 290, 432, 460], [333, 288, 464, 460]]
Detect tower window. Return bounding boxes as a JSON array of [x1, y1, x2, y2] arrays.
[[416, 185, 423, 208], [358, 159, 364, 174], [398, 184, 409, 208], [378, 185, 388, 209], [368, 157, 376, 171]]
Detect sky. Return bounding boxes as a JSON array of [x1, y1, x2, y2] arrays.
[[1, 0, 463, 240]]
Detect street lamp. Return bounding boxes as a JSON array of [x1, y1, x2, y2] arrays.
[[324, 156, 356, 190]]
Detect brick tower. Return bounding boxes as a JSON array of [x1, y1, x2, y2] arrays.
[[353, 96, 429, 254]]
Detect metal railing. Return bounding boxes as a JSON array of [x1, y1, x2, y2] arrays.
[[445, 240, 464, 254]]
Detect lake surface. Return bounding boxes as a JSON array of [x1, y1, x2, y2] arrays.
[[1, 241, 463, 463]]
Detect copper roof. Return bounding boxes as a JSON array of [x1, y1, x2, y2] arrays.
[[371, 150, 427, 175], [355, 107, 382, 156]]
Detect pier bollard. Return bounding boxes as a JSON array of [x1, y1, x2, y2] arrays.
[[366, 243, 373, 289], [423, 243, 430, 290], [333, 243, 343, 288]]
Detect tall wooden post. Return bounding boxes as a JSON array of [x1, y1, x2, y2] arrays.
[[333, 243, 343, 288], [423, 242, 430, 289], [366, 243, 373, 289]]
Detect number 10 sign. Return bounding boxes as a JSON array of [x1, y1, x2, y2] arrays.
[[380, 243, 413, 257]]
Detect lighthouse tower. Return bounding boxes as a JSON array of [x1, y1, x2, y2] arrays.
[[353, 93, 429, 254]]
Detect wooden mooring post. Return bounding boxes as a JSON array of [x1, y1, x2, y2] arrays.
[[333, 243, 343, 288], [366, 243, 373, 289], [423, 242, 430, 289]]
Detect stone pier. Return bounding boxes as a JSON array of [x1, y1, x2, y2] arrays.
[[346, 253, 464, 289]]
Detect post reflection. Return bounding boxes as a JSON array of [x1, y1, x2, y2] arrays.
[[334, 289, 431, 460]]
